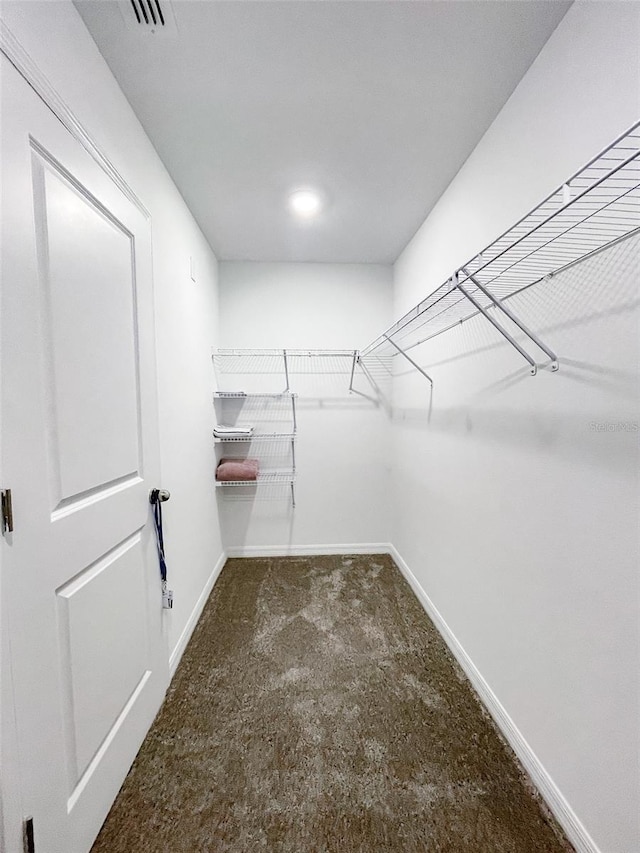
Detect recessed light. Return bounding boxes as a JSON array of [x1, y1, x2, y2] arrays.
[[289, 188, 322, 218]]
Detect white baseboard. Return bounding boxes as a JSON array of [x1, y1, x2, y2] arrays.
[[387, 544, 600, 853], [226, 543, 392, 558], [168, 550, 227, 678]]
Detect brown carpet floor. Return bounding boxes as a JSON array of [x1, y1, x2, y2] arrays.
[[91, 554, 574, 852]]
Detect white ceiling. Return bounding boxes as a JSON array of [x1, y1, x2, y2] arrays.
[[75, 0, 571, 264]]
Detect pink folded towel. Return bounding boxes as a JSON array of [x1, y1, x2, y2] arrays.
[[216, 457, 259, 482]]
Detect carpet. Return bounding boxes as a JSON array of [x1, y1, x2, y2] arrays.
[[91, 554, 574, 852]]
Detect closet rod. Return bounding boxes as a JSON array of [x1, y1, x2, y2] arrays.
[[383, 226, 640, 357], [361, 120, 640, 368]]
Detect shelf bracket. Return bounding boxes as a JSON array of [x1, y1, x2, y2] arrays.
[[348, 349, 358, 392], [352, 355, 388, 408], [282, 349, 290, 393], [382, 334, 434, 387], [460, 268, 558, 371], [454, 275, 538, 375]]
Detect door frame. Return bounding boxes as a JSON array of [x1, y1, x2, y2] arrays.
[[0, 19, 150, 221], [0, 18, 159, 853]]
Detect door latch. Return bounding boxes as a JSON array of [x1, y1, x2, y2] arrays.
[[1, 488, 13, 534]]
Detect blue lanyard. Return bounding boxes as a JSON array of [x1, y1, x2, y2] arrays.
[[150, 490, 168, 585]]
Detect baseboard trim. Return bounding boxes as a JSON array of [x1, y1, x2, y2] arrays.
[[226, 543, 392, 558], [387, 545, 600, 853], [169, 550, 227, 678]]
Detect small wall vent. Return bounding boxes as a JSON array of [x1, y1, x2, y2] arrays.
[[119, 0, 178, 36]]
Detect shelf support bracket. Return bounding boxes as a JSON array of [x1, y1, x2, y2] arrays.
[[352, 355, 388, 408], [282, 349, 290, 393], [382, 334, 433, 387], [460, 268, 559, 371], [454, 275, 538, 375], [348, 349, 358, 392]]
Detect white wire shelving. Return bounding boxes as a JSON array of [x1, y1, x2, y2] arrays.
[[215, 472, 296, 486], [212, 126, 640, 432], [213, 433, 296, 444], [362, 121, 640, 378], [212, 392, 297, 435], [213, 391, 295, 399], [213, 390, 297, 505], [214, 472, 297, 507], [212, 349, 359, 393]]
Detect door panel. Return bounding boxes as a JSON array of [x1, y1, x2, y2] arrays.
[[1, 54, 168, 853], [32, 145, 142, 507], [56, 531, 149, 789]]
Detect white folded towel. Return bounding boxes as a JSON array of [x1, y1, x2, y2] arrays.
[[213, 424, 254, 438]]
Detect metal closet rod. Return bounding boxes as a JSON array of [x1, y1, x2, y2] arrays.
[[456, 147, 639, 299], [362, 119, 640, 359], [372, 270, 555, 382], [363, 263, 561, 380], [383, 227, 640, 357]]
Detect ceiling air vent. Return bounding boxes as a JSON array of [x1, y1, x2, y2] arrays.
[[119, 0, 178, 36]]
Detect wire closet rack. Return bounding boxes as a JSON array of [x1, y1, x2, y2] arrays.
[[213, 391, 298, 505], [214, 472, 296, 486], [213, 433, 296, 444], [361, 121, 640, 378], [212, 349, 359, 393]]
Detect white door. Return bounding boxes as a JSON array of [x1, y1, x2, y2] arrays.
[[1, 55, 169, 853]]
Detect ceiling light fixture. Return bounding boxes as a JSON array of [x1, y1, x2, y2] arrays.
[[289, 188, 323, 219]]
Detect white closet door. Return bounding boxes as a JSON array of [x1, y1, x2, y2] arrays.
[[1, 55, 168, 853]]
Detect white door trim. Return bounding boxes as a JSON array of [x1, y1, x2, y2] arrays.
[[0, 18, 149, 220]]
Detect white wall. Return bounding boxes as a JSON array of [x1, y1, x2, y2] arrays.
[[391, 3, 640, 853], [2, 3, 637, 853], [0, 0, 224, 670], [217, 262, 392, 552]]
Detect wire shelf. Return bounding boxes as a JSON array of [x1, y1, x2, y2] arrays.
[[213, 392, 296, 399], [213, 389, 298, 504], [213, 432, 296, 443], [213, 349, 358, 375], [213, 392, 297, 433], [215, 472, 295, 487], [362, 122, 640, 358]]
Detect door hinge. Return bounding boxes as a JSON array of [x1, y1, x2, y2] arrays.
[[1, 488, 13, 534], [23, 816, 35, 853]]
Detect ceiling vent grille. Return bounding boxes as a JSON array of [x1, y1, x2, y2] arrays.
[[119, 0, 177, 36], [130, 0, 164, 27]]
